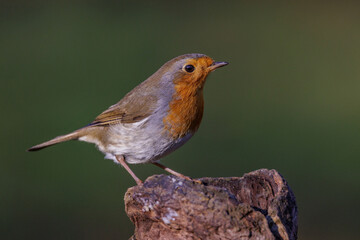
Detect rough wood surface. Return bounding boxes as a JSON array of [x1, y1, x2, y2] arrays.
[[125, 169, 297, 240]]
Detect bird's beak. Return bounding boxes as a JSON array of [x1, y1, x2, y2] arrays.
[[208, 61, 229, 71]]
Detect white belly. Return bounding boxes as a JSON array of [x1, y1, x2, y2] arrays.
[[79, 117, 194, 164]]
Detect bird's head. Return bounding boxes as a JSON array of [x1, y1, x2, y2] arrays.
[[159, 53, 228, 91]]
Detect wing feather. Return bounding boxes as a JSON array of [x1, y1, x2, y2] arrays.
[[89, 94, 158, 126]]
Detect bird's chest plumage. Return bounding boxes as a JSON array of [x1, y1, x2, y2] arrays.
[[163, 83, 205, 139]]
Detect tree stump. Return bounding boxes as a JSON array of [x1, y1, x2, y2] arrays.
[[125, 169, 297, 240]]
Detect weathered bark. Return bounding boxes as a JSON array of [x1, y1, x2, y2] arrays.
[[125, 169, 297, 240]]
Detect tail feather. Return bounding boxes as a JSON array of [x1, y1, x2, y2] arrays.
[[28, 131, 81, 151]]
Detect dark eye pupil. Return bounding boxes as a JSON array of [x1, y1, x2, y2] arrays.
[[184, 64, 195, 72]]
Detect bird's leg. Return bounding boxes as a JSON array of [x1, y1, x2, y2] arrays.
[[152, 162, 200, 183], [116, 155, 143, 185]]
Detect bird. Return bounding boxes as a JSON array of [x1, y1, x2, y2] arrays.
[[28, 53, 228, 185]]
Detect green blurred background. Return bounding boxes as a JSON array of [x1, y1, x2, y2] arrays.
[[1, 0, 360, 239]]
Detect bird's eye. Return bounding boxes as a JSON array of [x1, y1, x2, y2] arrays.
[[184, 64, 195, 73]]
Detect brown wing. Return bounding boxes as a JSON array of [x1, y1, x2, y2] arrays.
[[89, 93, 158, 127]]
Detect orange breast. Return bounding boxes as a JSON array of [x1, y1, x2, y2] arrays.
[[163, 81, 205, 139]]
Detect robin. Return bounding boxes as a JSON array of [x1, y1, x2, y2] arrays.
[[28, 53, 228, 185]]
